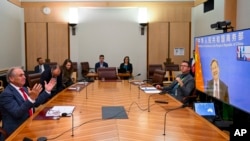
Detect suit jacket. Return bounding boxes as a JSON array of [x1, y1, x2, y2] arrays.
[[95, 62, 108, 72], [206, 79, 229, 103], [119, 63, 133, 74], [163, 73, 195, 102], [0, 84, 50, 136], [34, 64, 50, 73], [40, 69, 63, 96]]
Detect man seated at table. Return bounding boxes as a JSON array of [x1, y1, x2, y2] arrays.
[[95, 54, 108, 72], [155, 60, 195, 102], [34, 57, 50, 73], [40, 64, 64, 98], [0, 67, 56, 139]]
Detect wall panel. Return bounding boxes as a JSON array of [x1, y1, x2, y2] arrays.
[[169, 22, 190, 65], [48, 23, 69, 65], [148, 22, 169, 65], [26, 23, 47, 71]]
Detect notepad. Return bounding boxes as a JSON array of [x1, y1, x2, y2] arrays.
[[140, 86, 156, 90], [144, 89, 161, 94], [45, 106, 75, 117], [140, 86, 161, 94]]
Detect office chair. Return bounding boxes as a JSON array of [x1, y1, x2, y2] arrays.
[[45, 62, 57, 68], [71, 62, 78, 82], [97, 67, 118, 80], [144, 69, 166, 86], [181, 88, 198, 108], [81, 62, 92, 78], [148, 64, 163, 80], [26, 73, 42, 88]]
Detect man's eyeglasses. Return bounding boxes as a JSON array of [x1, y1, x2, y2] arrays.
[[180, 65, 189, 67]]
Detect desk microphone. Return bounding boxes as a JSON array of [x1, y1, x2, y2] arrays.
[[131, 73, 141, 80], [36, 112, 74, 141], [61, 112, 74, 137], [163, 104, 187, 135], [128, 73, 141, 83], [134, 73, 141, 77], [23, 136, 47, 141]]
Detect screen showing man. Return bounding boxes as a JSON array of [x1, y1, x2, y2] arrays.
[[194, 28, 250, 113]]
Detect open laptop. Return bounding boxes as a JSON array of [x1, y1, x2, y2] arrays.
[[194, 102, 216, 122]]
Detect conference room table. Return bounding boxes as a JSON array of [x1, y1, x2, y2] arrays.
[[86, 72, 131, 80], [6, 80, 229, 141]]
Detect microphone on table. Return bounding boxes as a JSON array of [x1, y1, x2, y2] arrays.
[[134, 73, 141, 77], [36, 112, 74, 141], [128, 73, 141, 83], [61, 112, 74, 137], [162, 102, 189, 135]]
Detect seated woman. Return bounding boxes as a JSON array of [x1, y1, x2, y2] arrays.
[[61, 59, 74, 88], [119, 56, 133, 79]]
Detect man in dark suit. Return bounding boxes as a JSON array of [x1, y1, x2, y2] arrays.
[[34, 57, 50, 73], [95, 54, 108, 72], [0, 67, 56, 138], [206, 59, 229, 103], [156, 61, 195, 103], [40, 64, 64, 98]]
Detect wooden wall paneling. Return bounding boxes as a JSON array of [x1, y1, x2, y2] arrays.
[[26, 23, 47, 71], [148, 22, 169, 65], [224, 0, 237, 29], [24, 7, 69, 23], [169, 22, 190, 65], [148, 5, 191, 22], [47, 23, 69, 65]]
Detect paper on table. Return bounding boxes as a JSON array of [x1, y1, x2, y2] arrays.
[[140, 86, 157, 90], [67, 87, 77, 90], [132, 81, 145, 85], [46, 106, 75, 117], [144, 89, 161, 94]]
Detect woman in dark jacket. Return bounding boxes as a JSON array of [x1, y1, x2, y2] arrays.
[[61, 59, 74, 87], [120, 56, 133, 74]]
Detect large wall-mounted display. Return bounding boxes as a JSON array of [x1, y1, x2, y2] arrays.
[[195, 28, 250, 113]]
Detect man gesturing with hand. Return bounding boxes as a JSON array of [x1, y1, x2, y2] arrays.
[[0, 67, 56, 139], [155, 61, 194, 102]]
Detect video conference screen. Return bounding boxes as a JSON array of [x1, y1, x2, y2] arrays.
[[194, 28, 250, 113]]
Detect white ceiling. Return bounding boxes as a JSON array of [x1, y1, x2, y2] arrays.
[[21, 0, 194, 2]]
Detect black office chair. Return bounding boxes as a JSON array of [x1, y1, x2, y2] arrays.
[[147, 69, 166, 86], [97, 67, 118, 80], [148, 64, 163, 80], [81, 62, 91, 77], [181, 88, 198, 108]]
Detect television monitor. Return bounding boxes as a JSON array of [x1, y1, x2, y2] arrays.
[[194, 28, 250, 114]]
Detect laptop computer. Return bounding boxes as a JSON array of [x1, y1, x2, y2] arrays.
[[118, 68, 126, 73], [194, 102, 216, 122]]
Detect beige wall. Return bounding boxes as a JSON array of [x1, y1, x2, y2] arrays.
[[22, 1, 193, 72]]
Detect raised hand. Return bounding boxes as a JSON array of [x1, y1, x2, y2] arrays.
[[44, 78, 57, 92], [175, 77, 183, 86], [28, 83, 43, 100]]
